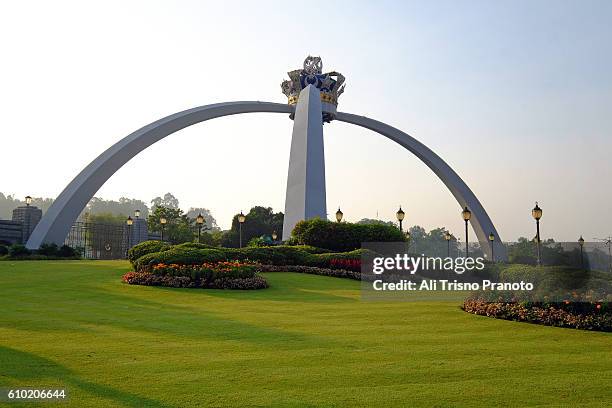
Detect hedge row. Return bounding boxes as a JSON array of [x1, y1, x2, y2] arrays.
[[0, 243, 80, 260], [291, 218, 405, 251], [129, 240, 368, 271]]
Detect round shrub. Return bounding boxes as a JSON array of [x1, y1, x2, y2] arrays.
[[127, 240, 171, 266], [0, 245, 8, 256], [292, 218, 405, 252]]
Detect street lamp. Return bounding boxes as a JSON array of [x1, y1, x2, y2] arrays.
[[335, 207, 343, 223], [238, 211, 246, 248], [396, 206, 405, 232], [488, 232, 495, 262], [135, 209, 141, 219], [126, 216, 133, 257], [160, 216, 167, 242], [25, 196, 32, 206], [444, 231, 452, 257], [461, 206, 471, 257], [272, 231, 278, 241], [532, 202, 542, 266], [578, 235, 585, 269], [405, 230, 411, 251], [196, 213, 204, 243]]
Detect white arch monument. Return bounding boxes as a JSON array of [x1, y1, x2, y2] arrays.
[[27, 57, 505, 259]]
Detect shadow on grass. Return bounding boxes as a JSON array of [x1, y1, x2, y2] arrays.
[[0, 346, 172, 408], [151, 272, 360, 304]]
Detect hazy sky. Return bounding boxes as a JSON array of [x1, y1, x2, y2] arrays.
[[1, 0, 611, 241]]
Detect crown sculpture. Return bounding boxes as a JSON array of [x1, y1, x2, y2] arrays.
[[281, 56, 345, 122]]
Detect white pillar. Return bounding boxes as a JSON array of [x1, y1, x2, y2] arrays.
[[282, 85, 327, 240]]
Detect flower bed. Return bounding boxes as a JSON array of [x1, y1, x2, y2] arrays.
[[462, 298, 611, 332], [257, 264, 363, 280], [122, 261, 268, 290], [329, 258, 361, 272]]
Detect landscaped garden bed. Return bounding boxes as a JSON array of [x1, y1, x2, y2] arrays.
[[122, 261, 268, 290], [463, 298, 610, 332], [461, 264, 612, 331], [123, 240, 369, 289]]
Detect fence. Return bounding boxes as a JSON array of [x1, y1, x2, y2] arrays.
[[65, 221, 131, 260]]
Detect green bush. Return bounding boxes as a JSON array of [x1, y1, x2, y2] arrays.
[[247, 237, 273, 247], [290, 245, 332, 254], [38, 243, 59, 256], [134, 248, 237, 270], [8, 244, 31, 257], [291, 218, 405, 251], [133, 245, 324, 271], [127, 240, 171, 266], [0, 245, 8, 256], [174, 242, 219, 250]]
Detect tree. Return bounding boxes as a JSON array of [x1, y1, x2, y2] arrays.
[[221, 206, 284, 247], [148, 206, 194, 244], [0, 193, 54, 219], [405, 225, 462, 257], [150, 193, 180, 212], [356, 218, 396, 227], [83, 197, 149, 219], [185, 208, 219, 231]]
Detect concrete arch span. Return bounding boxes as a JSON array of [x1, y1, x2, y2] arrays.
[[26, 101, 504, 259]]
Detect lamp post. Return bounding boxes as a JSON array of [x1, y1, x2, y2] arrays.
[[238, 211, 246, 248], [532, 202, 542, 266], [335, 207, 343, 223], [578, 236, 585, 269], [444, 231, 452, 257], [126, 216, 133, 257], [488, 232, 495, 263], [24, 196, 33, 242], [196, 213, 204, 243], [461, 206, 471, 257], [135, 209, 141, 219], [272, 231, 278, 241], [160, 216, 167, 242], [396, 206, 405, 233]]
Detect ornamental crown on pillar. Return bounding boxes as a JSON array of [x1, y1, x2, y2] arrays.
[[281, 56, 345, 122]]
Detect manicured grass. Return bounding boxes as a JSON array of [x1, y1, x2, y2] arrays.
[[0, 261, 610, 407]]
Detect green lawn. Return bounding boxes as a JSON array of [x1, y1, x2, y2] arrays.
[[0, 261, 610, 407]]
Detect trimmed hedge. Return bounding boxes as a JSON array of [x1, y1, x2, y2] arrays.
[[134, 248, 233, 270], [132, 244, 368, 272], [291, 218, 405, 251], [174, 242, 219, 250], [127, 240, 171, 266]]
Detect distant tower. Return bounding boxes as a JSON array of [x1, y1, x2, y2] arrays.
[[280, 56, 346, 240], [12, 203, 42, 244]]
